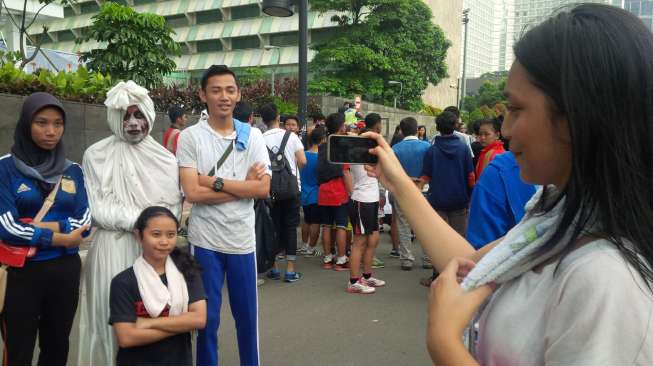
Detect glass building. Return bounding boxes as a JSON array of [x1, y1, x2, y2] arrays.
[[621, 1, 653, 30]]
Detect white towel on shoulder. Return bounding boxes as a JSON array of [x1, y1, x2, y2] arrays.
[[461, 186, 571, 291], [133, 256, 189, 317]]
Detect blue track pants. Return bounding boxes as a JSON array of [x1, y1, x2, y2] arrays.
[[191, 245, 259, 366]]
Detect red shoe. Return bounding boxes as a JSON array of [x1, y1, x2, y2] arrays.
[[334, 260, 350, 271]]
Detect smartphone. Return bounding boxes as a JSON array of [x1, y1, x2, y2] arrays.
[[327, 135, 378, 165]]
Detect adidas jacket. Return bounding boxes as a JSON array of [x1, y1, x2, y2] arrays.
[[0, 154, 91, 262]]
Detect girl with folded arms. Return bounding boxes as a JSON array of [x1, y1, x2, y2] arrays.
[[109, 206, 206, 366]]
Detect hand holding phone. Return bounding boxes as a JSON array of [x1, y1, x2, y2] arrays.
[[327, 135, 378, 165]]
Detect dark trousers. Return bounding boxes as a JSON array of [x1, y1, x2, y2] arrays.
[[1, 254, 81, 366], [270, 196, 300, 260]]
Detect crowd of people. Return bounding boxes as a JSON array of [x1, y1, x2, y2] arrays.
[[0, 3, 652, 366]]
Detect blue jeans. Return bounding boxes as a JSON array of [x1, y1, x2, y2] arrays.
[[191, 245, 259, 366]]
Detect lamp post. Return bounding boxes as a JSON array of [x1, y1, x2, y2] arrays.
[[388, 80, 403, 109], [262, 0, 308, 125], [460, 8, 470, 110], [263, 45, 280, 96]]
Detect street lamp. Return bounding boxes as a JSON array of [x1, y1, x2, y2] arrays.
[[460, 8, 470, 110], [262, 0, 308, 125], [388, 80, 403, 109], [262, 0, 294, 17], [263, 45, 280, 96]]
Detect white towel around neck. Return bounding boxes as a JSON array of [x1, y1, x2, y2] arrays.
[[461, 186, 571, 291], [133, 256, 189, 317]]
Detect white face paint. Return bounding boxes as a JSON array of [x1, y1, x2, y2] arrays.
[[122, 105, 148, 144]]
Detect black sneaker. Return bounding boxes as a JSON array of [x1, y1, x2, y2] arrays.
[[389, 249, 400, 258]]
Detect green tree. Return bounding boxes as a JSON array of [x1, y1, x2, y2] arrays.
[[0, 0, 73, 70], [309, 0, 450, 111], [78, 3, 180, 89], [462, 78, 506, 113]]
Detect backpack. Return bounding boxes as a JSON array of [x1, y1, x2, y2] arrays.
[[255, 199, 278, 274], [268, 131, 299, 201], [316, 143, 343, 184]]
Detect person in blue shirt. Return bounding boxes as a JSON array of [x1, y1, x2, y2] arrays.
[[466, 151, 536, 249], [0, 92, 91, 366], [391, 117, 430, 270], [417, 111, 475, 286], [420, 111, 474, 237], [299, 126, 326, 256]]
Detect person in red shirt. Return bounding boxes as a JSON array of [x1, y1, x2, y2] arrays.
[[163, 106, 187, 154], [316, 112, 353, 271], [475, 117, 506, 181]]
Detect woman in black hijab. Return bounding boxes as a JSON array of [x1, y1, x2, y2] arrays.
[[0, 92, 91, 366]]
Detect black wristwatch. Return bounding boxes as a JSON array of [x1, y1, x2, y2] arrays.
[[212, 177, 224, 192]]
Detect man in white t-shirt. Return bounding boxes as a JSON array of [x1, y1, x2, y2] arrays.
[[259, 103, 307, 282], [176, 65, 271, 366], [346, 113, 387, 294]]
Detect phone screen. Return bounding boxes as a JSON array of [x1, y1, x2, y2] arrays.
[[328, 135, 378, 165]]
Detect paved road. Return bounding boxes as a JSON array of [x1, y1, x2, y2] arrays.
[[218, 232, 435, 366], [13, 228, 434, 365]]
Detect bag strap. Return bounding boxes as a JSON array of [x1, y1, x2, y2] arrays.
[[208, 141, 234, 177], [278, 131, 291, 157], [33, 177, 63, 223], [270, 131, 292, 163]]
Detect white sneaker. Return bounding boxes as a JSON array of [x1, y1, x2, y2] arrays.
[[297, 243, 309, 254], [347, 280, 376, 294], [362, 276, 386, 287], [303, 245, 321, 257]]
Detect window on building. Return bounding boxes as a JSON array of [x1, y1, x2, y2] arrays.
[[643, 1, 653, 15], [628, 1, 641, 13], [57, 30, 76, 42], [269, 31, 298, 47], [196, 9, 223, 24], [231, 4, 260, 20], [63, 6, 76, 17], [134, 0, 157, 5], [165, 14, 188, 28], [231, 35, 260, 50], [80, 2, 100, 14], [196, 40, 223, 53]]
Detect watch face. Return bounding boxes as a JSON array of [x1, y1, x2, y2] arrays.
[[213, 178, 224, 192]]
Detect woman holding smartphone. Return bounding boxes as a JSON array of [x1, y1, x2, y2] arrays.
[[365, 4, 653, 364]]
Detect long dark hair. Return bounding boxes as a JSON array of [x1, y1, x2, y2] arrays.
[[135, 206, 202, 282], [514, 4, 653, 287]]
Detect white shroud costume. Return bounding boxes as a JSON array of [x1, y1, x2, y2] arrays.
[[77, 81, 182, 365]]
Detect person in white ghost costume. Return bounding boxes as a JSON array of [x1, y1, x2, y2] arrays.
[[77, 80, 182, 365]]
